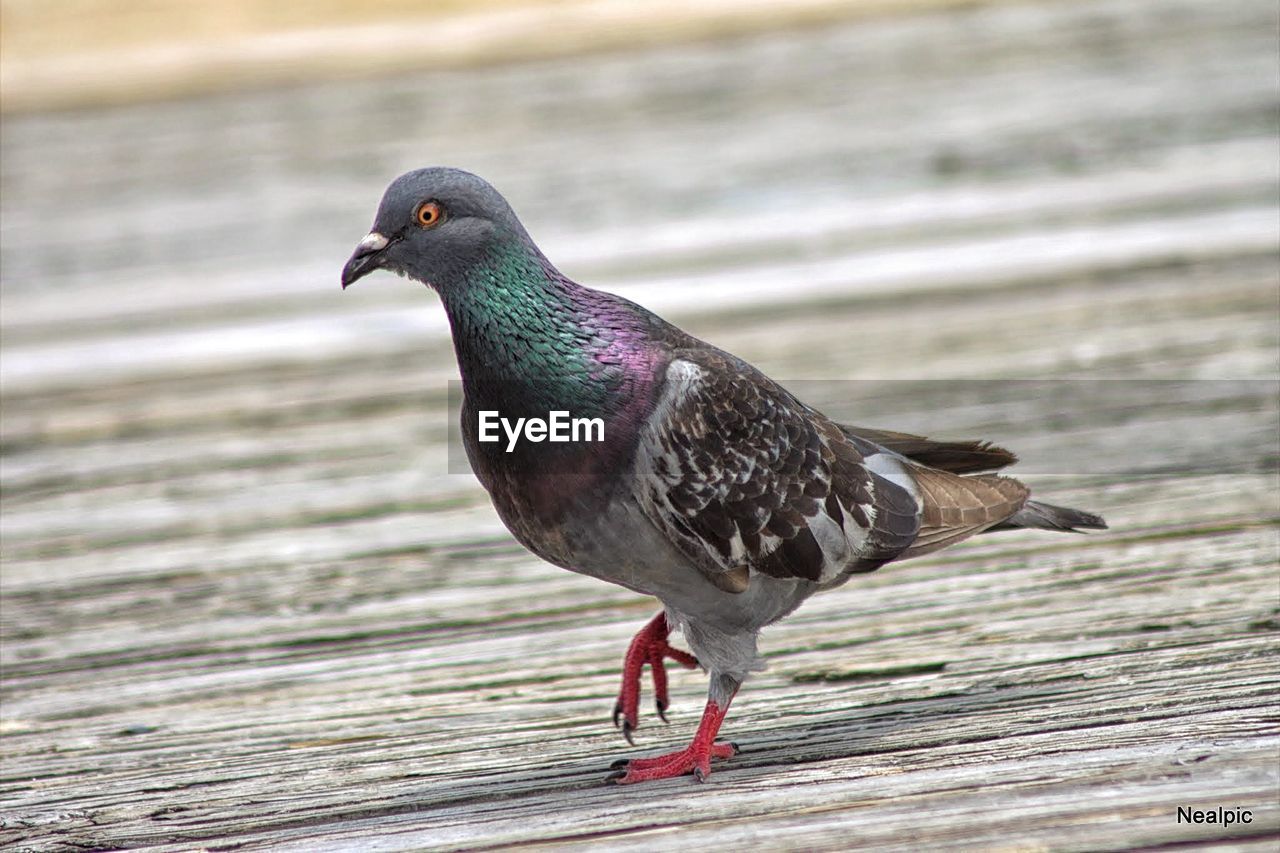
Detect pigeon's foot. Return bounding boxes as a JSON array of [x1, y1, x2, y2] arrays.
[[606, 694, 737, 784], [612, 612, 698, 744], [606, 741, 739, 784]]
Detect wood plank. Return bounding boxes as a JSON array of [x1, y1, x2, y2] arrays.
[[1, 0, 1278, 849]]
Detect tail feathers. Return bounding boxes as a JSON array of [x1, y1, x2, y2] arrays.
[[985, 500, 1107, 534]]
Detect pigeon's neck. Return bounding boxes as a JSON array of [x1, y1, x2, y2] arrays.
[[438, 240, 655, 421]]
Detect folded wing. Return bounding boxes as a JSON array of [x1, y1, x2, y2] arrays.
[[634, 352, 1040, 593], [634, 352, 917, 592]]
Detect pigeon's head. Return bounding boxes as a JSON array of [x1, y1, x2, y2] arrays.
[[341, 168, 527, 290]]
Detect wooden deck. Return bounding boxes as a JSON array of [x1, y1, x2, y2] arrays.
[[2, 0, 1278, 849]]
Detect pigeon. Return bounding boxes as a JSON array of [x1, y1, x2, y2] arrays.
[[341, 168, 1107, 784]]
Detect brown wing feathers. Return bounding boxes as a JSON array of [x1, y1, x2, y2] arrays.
[[901, 466, 1029, 558]]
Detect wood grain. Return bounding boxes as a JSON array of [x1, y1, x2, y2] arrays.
[[2, 0, 1277, 849]]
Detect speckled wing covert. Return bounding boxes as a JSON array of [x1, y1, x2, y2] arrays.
[[634, 349, 1037, 594], [633, 349, 916, 593]]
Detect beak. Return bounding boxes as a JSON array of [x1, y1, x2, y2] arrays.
[[341, 232, 390, 289]]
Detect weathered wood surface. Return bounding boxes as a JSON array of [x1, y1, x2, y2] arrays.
[[2, 0, 1278, 850]]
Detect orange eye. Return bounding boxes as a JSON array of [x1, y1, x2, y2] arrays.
[[415, 201, 444, 228]]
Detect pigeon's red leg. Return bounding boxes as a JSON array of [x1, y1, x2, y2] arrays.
[[613, 612, 698, 743], [607, 690, 740, 784]]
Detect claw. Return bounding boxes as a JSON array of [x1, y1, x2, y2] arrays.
[[606, 694, 738, 785], [612, 613, 696, 737], [605, 770, 627, 784], [621, 721, 635, 746], [609, 758, 630, 770]]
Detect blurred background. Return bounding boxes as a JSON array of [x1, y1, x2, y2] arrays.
[[2, 0, 1277, 847], [3, 0, 1276, 566]]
